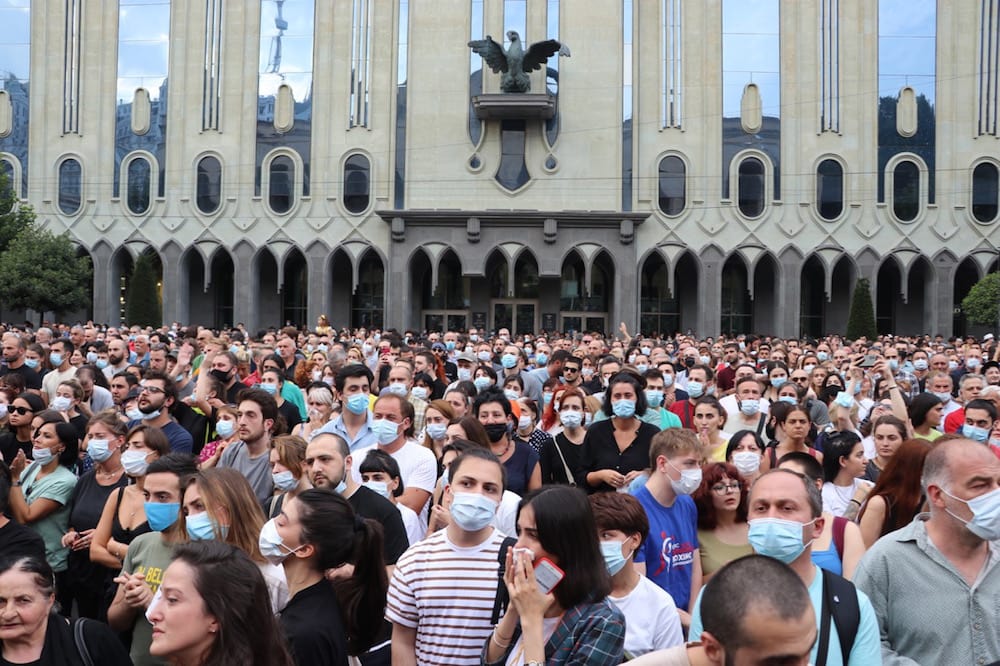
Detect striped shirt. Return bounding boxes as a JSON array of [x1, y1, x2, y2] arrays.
[[386, 528, 506, 665]]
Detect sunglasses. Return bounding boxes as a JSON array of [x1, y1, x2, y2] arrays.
[[10, 406, 33, 415]]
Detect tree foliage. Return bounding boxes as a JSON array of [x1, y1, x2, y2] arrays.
[[0, 221, 92, 316], [961, 272, 1000, 327], [124, 252, 162, 327], [846, 277, 877, 340], [0, 167, 35, 255]]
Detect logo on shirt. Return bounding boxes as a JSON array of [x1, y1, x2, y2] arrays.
[[652, 532, 695, 577]]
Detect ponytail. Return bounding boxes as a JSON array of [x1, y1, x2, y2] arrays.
[[333, 517, 388, 655]]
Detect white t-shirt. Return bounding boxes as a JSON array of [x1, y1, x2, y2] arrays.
[[494, 490, 520, 537], [822, 477, 872, 517], [720, 394, 770, 422], [352, 439, 438, 520], [609, 575, 684, 656], [258, 561, 289, 613], [399, 502, 427, 546]]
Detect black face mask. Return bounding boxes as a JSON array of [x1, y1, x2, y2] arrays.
[[684, 357, 696, 368], [209, 368, 232, 384], [484, 423, 509, 443]]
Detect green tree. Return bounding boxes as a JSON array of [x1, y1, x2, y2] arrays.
[[0, 222, 92, 316], [124, 252, 162, 327], [846, 277, 877, 341], [0, 167, 36, 256], [961, 272, 1000, 327]]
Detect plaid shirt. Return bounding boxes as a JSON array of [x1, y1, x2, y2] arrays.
[[481, 599, 626, 666]]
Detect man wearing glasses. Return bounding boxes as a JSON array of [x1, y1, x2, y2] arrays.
[[559, 356, 585, 390], [128, 370, 193, 454]]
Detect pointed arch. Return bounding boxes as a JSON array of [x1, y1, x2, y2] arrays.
[[800, 255, 826, 337], [721, 254, 751, 335], [281, 247, 308, 327], [828, 255, 856, 335], [353, 248, 385, 329], [753, 253, 779, 335]]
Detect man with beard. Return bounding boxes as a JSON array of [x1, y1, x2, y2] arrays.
[[206, 350, 247, 404], [127, 370, 193, 453], [102, 337, 131, 379], [0, 332, 42, 392]]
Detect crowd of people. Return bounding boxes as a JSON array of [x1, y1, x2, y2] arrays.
[[0, 318, 998, 665]]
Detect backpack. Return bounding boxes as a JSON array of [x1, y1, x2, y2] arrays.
[[816, 569, 861, 666], [489, 537, 518, 624]]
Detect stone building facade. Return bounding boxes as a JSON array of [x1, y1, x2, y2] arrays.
[[1, 0, 998, 336]]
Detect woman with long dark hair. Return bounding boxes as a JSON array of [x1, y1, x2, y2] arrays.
[[820, 431, 873, 519], [858, 439, 933, 548], [147, 541, 293, 666], [261, 488, 388, 664], [483, 486, 625, 665]]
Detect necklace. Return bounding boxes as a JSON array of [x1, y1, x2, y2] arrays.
[[492, 438, 512, 458], [98, 465, 124, 478], [832, 481, 855, 504]]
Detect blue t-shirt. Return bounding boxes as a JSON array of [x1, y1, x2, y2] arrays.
[[126, 420, 193, 454], [632, 485, 699, 609]]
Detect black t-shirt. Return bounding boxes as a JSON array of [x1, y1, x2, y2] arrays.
[[226, 380, 249, 405], [539, 433, 584, 485], [280, 580, 348, 666], [278, 399, 302, 431], [347, 485, 409, 565], [0, 431, 31, 464], [66, 471, 128, 580], [575, 418, 659, 493], [0, 519, 46, 561], [2, 362, 42, 389]]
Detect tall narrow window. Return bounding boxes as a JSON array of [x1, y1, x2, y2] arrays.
[[349, 0, 373, 127], [622, 0, 633, 211], [268, 155, 294, 214], [661, 0, 682, 128], [544, 0, 561, 146], [819, 0, 839, 132], [394, 0, 408, 207], [468, 0, 484, 146], [816, 159, 844, 220], [892, 160, 920, 221], [343, 154, 370, 214], [256, 0, 314, 198], [978, 0, 999, 136], [972, 162, 999, 222], [0, 0, 31, 198], [196, 155, 222, 214], [126, 156, 151, 214], [58, 159, 82, 215], [658, 156, 686, 215], [63, 0, 82, 134], [738, 157, 765, 218], [202, 0, 222, 130]]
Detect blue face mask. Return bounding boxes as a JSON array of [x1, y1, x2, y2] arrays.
[[450, 492, 497, 532], [49, 353, 63, 367], [145, 502, 181, 532], [612, 399, 636, 419], [779, 396, 798, 405], [346, 392, 369, 415], [96, 359, 109, 369], [500, 354, 518, 369], [445, 340, 456, 351], [260, 383, 278, 395], [747, 517, 815, 564], [363, 480, 391, 498], [372, 418, 400, 445], [24, 358, 39, 369], [941, 487, 1000, 541], [687, 381, 704, 399], [600, 540, 632, 576], [272, 470, 298, 491], [817, 352, 829, 362], [215, 420, 235, 438], [426, 423, 448, 441], [87, 439, 113, 463], [185, 511, 228, 541], [85, 351, 98, 364], [962, 424, 991, 444], [770, 377, 787, 389], [473, 376, 492, 391], [535, 353, 548, 366], [644, 389, 664, 408]]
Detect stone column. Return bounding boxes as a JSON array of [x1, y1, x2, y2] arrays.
[[158, 243, 183, 326], [699, 247, 725, 337], [778, 252, 803, 338], [305, 244, 330, 330], [232, 243, 258, 331], [90, 244, 114, 326]]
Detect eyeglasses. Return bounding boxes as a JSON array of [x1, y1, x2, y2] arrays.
[[711, 482, 741, 495], [10, 406, 32, 415], [563, 367, 579, 374], [791, 376, 809, 383], [140, 385, 165, 395]]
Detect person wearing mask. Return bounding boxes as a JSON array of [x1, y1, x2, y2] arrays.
[[385, 363, 429, 434], [538, 388, 587, 485], [0, 392, 43, 463], [428, 438, 520, 538], [821, 432, 874, 519], [482, 486, 626, 665], [498, 344, 544, 405], [181, 468, 289, 613], [725, 376, 769, 436], [1, 333, 42, 393], [577, 373, 657, 493], [108, 453, 198, 666], [350, 393, 438, 519], [266, 434, 311, 519], [359, 448, 426, 545], [291, 383, 336, 441], [857, 439, 933, 548], [955, 397, 998, 445], [474, 387, 541, 496], [130, 371, 194, 453], [6, 416, 77, 599], [633, 428, 703, 618], [90, 425, 171, 571], [669, 364, 714, 430], [387, 449, 508, 666], [420, 399, 455, 459], [41, 338, 77, 402], [512, 397, 554, 454], [146, 541, 294, 666], [630, 555, 817, 666], [197, 404, 238, 468], [688, 468, 881, 665], [638, 369, 683, 430], [0, 555, 133, 665], [260, 367, 303, 433], [589, 492, 683, 657], [317, 363, 378, 452], [52, 378, 89, 442], [724, 429, 765, 484], [260, 488, 387, 665], [59, 411, 129, 619], [692, 462, 753, 580], [0, 462, 46, 561], [217, 388, 279, 504], [855, 439, 1000, 665]]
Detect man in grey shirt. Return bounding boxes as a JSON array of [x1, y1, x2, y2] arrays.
[[218, 387, 277, 504]]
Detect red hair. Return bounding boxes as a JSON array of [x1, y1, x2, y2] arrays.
[[693, 462, 748, 530], [858, 439, 932, 535], [542, 386, 586, 431]]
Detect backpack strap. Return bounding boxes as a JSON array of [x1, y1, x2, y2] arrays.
[[755, 413, 767, 436], [73, 618, 95, 666], [832, 516, 847, 561], [490, 537, 518, 625], [817, 569, 861, 665]]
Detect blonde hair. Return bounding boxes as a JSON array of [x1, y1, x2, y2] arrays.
[[649, 428, 701, 467]]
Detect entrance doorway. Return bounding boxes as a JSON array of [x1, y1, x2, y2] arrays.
[[491, 299, 538, 335]]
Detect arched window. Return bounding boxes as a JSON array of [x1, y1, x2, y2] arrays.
[[816, 159, 843, 220], [657, 155, 686, 216], [972, 162, 999, 223], [343, 154, 371, 214], [892, 160, 920, 222], [58, 159, 82, 215], [268, 155, 295, 214], [126, 156, 151, 214], [196, 156, 222, 214], [737, 157, 765, 217]]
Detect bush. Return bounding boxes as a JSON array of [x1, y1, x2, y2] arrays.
[[846, 277, 877, 340], [124, 252, 162, 327], [961, 272, 1000, 327]]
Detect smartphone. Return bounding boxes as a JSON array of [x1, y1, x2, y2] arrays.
[[859, 355, 877, 368], [533, 557, 564, 595]]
